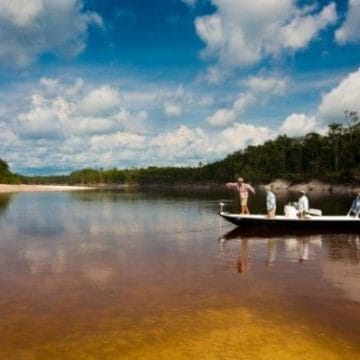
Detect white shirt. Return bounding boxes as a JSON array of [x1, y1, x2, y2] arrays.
[[266, 191, 276, 210], [298, 195, 309, 213]]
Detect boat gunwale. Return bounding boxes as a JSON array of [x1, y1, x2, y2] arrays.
[[219, 212, 360, 222]]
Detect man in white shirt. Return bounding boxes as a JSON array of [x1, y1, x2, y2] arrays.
[[265, 186, 276, 217], [298, 190, 309, 218]]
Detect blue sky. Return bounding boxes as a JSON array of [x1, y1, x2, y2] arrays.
[[0, 0, 359, 175]]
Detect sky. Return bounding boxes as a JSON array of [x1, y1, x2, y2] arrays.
[[0, 0, 360, 175]]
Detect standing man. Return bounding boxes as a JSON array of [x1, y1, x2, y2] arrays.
[[265, 186, 276, 217], [298, 190, 309, 218], [226, 177, 255, 214]]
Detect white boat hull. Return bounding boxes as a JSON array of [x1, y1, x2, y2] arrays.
[[219, 212, 360, 232]]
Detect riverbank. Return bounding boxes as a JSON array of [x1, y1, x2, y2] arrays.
[[1, 180, 359, 194], [97, 180, 360, 193], [264, 179, 360, 194], [0, 184, 95, 193]]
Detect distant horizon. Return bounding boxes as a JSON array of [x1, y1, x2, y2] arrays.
[[1, 0, 360, 175]]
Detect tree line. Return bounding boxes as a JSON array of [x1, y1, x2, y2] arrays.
[[0, 158, 21, 184], [2, 111, 360, 186]]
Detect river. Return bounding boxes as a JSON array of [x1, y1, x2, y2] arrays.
[[0, 189, 359, 359]]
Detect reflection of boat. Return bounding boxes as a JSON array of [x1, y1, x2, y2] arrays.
[[219, 229, 319, 272], [219, 226, 332, 240]]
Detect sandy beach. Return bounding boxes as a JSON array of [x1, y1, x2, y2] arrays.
[[0, 184, 95, 193]]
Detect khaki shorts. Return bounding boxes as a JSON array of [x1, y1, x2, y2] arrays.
[[267, 208, 276, 217], [240, 197, 248, 206]]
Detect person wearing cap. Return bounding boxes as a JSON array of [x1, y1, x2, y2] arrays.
[[298, 190, 309, 218], [265, 186, 276, 218], [226, 177, 255, 214]]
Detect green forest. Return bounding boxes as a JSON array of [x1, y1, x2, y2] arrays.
[[0, 158, 21, 184], [2, 112, 360, 186]]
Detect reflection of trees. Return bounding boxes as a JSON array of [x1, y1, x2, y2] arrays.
[[70, 188, 229, 204], [0, 194, 12, 217], [325, 235, 360, 263]]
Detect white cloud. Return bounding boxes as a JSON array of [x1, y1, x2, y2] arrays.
[[4, 69, 360, 174], [12, 79, 146, 140], [146, 125, 211, 165], [280, 3, 337, 50], [207, 108, 237, 127], [40, 77, 59, 93], [91, 132, 146, 151], [207, 93, 254, 127], [0, 122, 17, 145], [159, 84, 211, 119], [65, 78, 84, 97], [69, 116, 120, 136], [123, 91, 157, 105], [1, 78, 220, 173], [335, 0, 360, 44], [113, 109, 148, 133], [78, 85, 122, 116], [150, 125, 207, 154], [196, 14, 224, 58], [0, 0, 102, 68], [163, 102, 183, 117], [207, 75, 288, 127], [216, 123, 274, 153], [195, 0, 337, 73], [0, 78, 155, 172], [17, 99, 67, 139], [318, 68, 360, 124], [245, 75, 288, 95], [0, 1, 42, 27], [148, 122, 274, 165], [279, 113, 317, 137], [181, 0, 198, 7], [278, 68, 360, 136]]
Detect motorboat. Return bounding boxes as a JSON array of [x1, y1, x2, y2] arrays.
[[219, 194, 360, 232]]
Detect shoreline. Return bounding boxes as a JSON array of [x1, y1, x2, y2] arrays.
[[263, 179, 360, 194], [0, 184, 95, 193], [97, 181, 360, 193], [0, 180, 359, 194]]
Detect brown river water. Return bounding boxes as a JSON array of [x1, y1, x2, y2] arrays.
[[0, 189, 359, 359]]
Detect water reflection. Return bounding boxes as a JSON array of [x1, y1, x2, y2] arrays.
[[219, 228, 360, 303], [237, 239, 249, 273], [0, 190, 359, 358], [297, 239, 310, 262], [0, 193, 12, 217], [267, 238, 277, 267]]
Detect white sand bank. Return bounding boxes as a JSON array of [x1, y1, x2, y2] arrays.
[[0, 184, 95, 193]]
